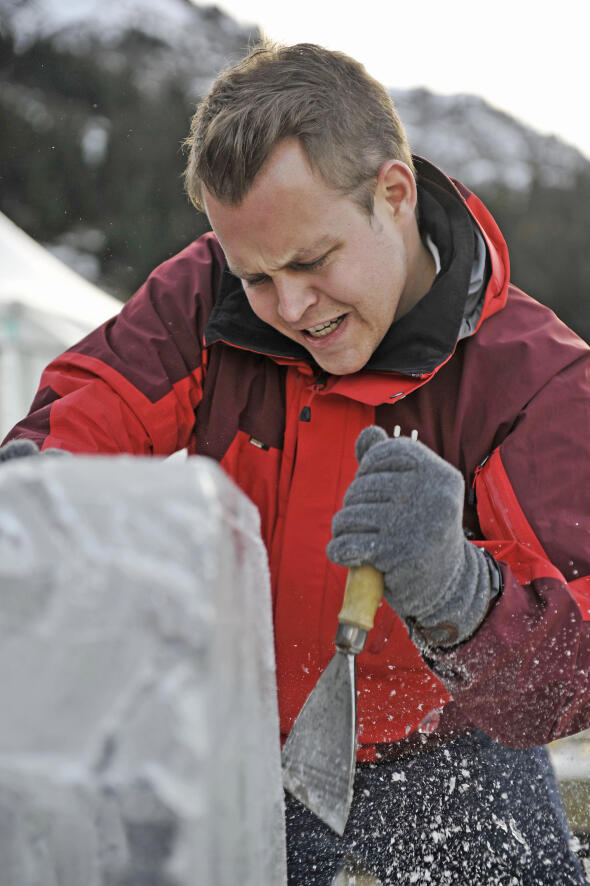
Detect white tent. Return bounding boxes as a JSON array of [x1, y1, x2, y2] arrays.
[[0, 212, 122, 438]]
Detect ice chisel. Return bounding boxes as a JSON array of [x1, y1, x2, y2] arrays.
[[281, 564, 385, 835]]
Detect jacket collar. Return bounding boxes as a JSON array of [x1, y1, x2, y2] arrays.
[[204, 157, 498, 377]]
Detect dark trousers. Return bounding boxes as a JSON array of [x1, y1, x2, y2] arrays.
[[285, 730, 586, 885]]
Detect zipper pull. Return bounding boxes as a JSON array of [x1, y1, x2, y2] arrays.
[[313, 371, 328, 391], [393, 425, 419, 440], [469, 454, 490, 506]]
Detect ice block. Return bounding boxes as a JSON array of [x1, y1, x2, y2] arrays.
[[0, 454, 287, 885]]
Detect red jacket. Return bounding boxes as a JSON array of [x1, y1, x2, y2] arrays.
[[7, 158, 590, 755]]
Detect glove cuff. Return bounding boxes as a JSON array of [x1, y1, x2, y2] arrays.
[[407, 545, 502, 650]]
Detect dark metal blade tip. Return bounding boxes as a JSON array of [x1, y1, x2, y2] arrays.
[[282, 769, 349, 835]]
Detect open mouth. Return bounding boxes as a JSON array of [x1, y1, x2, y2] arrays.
[[304, 315, 346, 338]]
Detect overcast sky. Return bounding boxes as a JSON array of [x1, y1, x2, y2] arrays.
[[212, 0, 590, 161]]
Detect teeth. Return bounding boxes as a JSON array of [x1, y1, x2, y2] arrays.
[[305, 316, 344, 338]]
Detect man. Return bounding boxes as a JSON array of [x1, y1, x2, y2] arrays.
[[4, 42, 590, 884]]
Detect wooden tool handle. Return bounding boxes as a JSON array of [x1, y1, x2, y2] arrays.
[[338, 565, 384, 632]]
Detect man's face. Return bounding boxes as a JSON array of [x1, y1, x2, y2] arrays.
[[204, 138, 421, 376]]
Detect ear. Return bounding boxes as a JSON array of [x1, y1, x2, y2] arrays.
[[375, 160, 417, 220]]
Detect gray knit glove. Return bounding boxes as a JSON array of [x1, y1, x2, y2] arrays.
[[326, 426, 499, 649], [0, 440, 70, 461]]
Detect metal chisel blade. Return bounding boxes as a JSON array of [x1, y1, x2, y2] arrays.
[[281, 651, 357, 836]]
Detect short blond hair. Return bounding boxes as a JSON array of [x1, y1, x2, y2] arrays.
[[184, 41, 414, 215]]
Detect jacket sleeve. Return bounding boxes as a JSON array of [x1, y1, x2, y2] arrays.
[[427, 345, 590, 748], [3, 234, 224, 455]]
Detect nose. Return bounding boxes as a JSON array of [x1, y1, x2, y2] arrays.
[[274, 274, 318, 324]]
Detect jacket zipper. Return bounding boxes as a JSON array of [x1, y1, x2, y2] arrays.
[[468, 454, 489, 507]]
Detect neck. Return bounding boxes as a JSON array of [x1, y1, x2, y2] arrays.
[[397, 222, 437, 319]]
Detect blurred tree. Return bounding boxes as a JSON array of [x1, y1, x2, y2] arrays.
[[479, 177, 590, 343], [0, 25, 210, 299]]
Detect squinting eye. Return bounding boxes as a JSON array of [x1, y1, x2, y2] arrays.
[[301, 255, 328, 271], [244, 275, 269, 288]]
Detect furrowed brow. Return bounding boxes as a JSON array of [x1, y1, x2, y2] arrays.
[[289, 238, 336, 264], [228, 237, 337, 280]]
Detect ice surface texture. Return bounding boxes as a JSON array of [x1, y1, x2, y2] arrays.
[[0, 455, 286, 885]]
